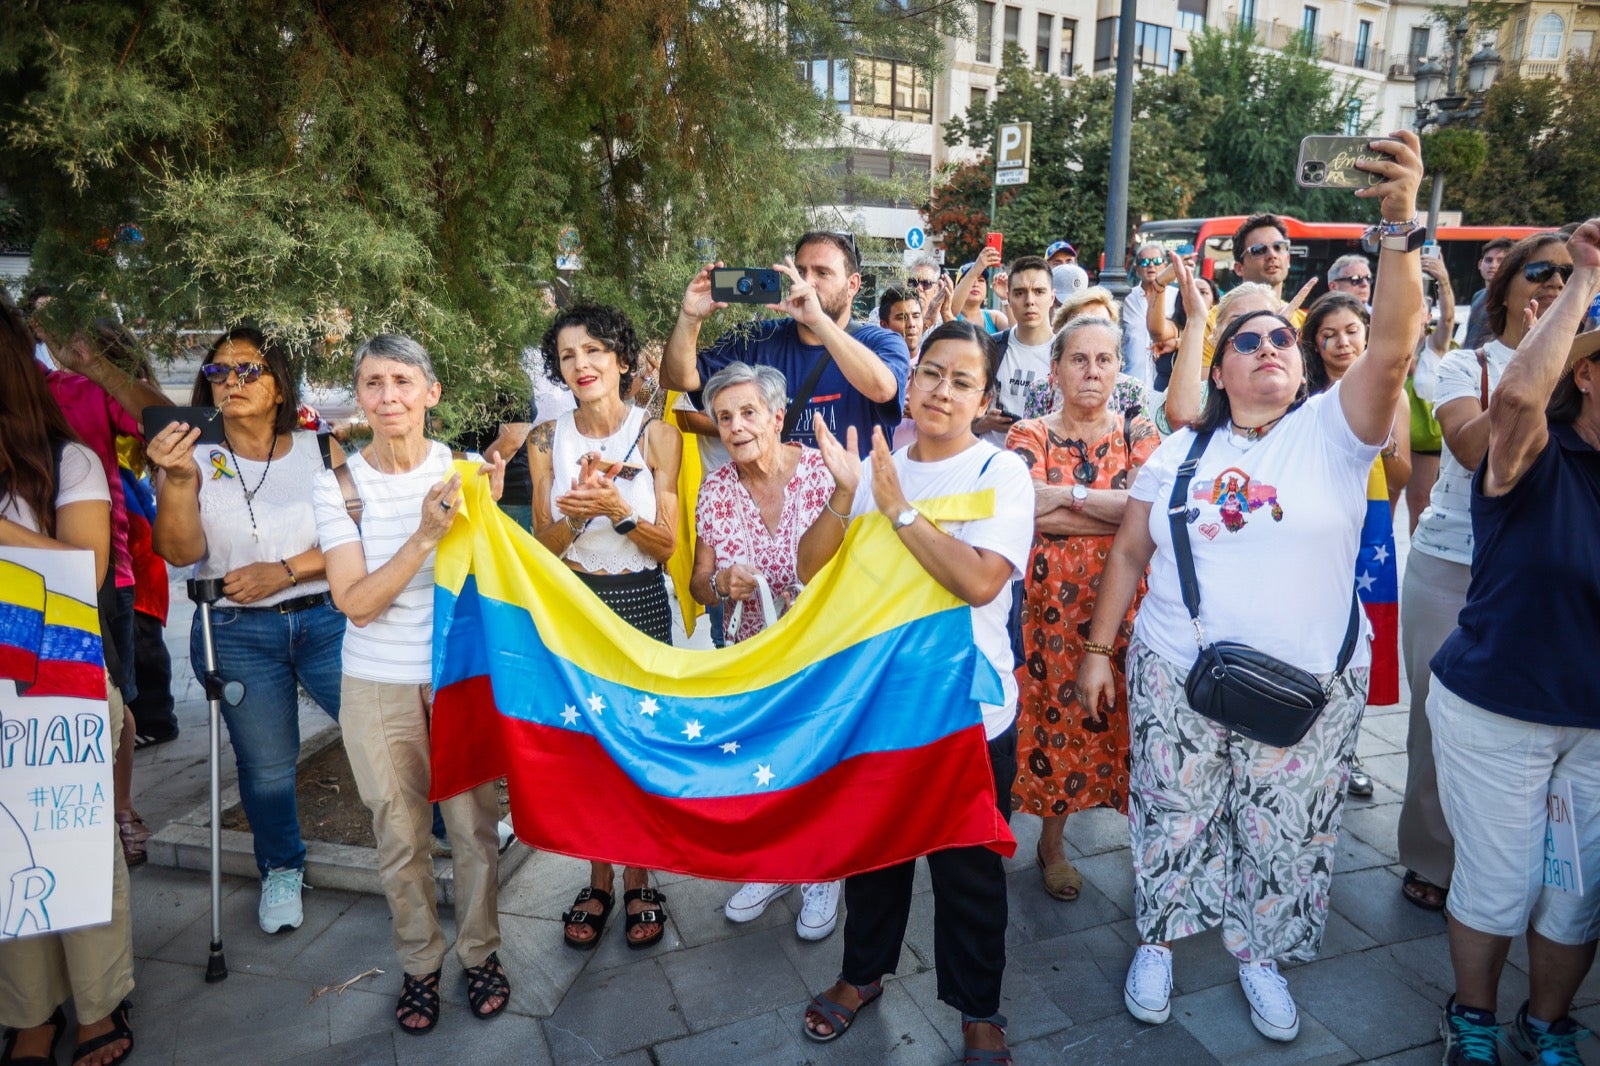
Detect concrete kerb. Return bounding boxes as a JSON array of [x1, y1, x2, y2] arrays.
[[146, 721, 531, 904]]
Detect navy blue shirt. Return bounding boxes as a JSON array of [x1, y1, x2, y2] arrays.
[[698, 319, 909, 458], [1432, 423, 1600, 726]]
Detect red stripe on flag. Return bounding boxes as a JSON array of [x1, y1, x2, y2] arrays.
[[430, 675, 1016, 881], [25, 660, 106, 701], [0, 645, 38, 684], [1364, 600, 1399, 706]]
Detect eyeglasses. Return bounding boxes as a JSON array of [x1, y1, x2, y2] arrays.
[[911, 364, 983, 396], [908, 278, 937, 290], [1136, 257, 1165, 268], [1334, 274, 1372, 286], [1229, 326, 1299, 354], [1244, 240, 1290, 260], [1063, 438, 1097, 486], [201, 361, 272, 385], [1524, 261, 1574, 285]]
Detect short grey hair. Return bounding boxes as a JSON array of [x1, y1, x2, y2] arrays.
[[1328, 254, 1372, 284], [909, 256, 940, 276], [1052, 314, 1124, 367], [1136, 241, 1166, 258], [702, 360, 788, 419], [352, 333, 438, 392]]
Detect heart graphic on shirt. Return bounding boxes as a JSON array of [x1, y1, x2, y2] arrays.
[[1198, 522, 1222, 540]]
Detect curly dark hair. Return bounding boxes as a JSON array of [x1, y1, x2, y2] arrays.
[[1484, 232, 1568, 341], [539, 304, 641, 398], [1231, 213, 1287, 262], [189, 326, 301, 434], [1300, 292, 1370, 395]]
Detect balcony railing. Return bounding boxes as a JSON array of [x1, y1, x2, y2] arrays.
[[1229, 17, 1387, 72], [1388, 52, 1420, 79], [1515, 58, 1564, 77]]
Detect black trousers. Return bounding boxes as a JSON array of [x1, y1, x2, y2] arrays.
[[129, 609, 177, 736], [840, 726, 1017, 1019]]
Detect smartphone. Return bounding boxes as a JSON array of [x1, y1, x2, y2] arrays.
[[1421, 240, 1441, 260], [142, 405, 225, 445], [711, 267, 782, 304], [1176, 243, 1196, 257], [985, 232, 1004, 259], [1296, 135, 1386, 189]]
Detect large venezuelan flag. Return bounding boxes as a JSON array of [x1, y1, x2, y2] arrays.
[[0, 560, 47, 684], [431, 465, 1016, 882], [1358, 461, 1399, 705]]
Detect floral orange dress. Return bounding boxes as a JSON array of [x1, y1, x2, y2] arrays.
[[1006, 412, 1159, 818]]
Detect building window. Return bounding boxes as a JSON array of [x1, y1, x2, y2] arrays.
[[1355, 20, 1372, 67], [850, 56, 933, 122], [1061, 19, 1077, 74], [1174, 48, 1187, 68], [1531, 13, 1565, 59], [798, 57, 852, 110], [976, 2, 995, 64], [1178, 0, 1206, 34], [1408, 25, 1429, 61], [969, 84, 989, 114], [1399, 105, 1416, 130], [1037, 13, 1053, 71], [1343, 99, 1362, 134], [1004, 6, 1021, 50], [1511, 16, 1527, 61], [1096, 17, 1173, 71], [1301, 6, 1319, 40], [1572, 30, 1594, 58], [1239, 0, 1257, 30]]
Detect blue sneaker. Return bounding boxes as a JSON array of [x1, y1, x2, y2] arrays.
[[1508, 1002, 1589, 1065], [1443, 997, 1503, 1065], [259, 867, 305, 934]]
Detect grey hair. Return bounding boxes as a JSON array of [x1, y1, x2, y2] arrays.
[[1136, 241, 1166, 258], [702, 360, 788, 419], [909, 255, 940, 275], [1051, 314, 1124, 368], [351, 333, 438, 391], [1327, 254, 1372, 284]]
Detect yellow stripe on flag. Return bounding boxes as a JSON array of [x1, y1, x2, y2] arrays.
[[44, 591, 100, 634], [0, 560, 47, 614]]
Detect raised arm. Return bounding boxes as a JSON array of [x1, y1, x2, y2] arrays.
[[1163, 252, 1210, 430], [769, 258, 899, 403], [53, 332, 171, 423], [662, 262, 726, 392]]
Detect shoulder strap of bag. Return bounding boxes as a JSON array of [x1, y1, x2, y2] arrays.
[[781, 323, 860, 442], [320, 434, 364, 530]]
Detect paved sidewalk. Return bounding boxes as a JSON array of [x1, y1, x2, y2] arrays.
[[105, 570, 1599, 1064]]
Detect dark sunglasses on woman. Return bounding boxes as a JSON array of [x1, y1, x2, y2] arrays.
[[1524, 261, 1575, 285], [1230, 327, 1299, 354], [201, 361, 273, 385]]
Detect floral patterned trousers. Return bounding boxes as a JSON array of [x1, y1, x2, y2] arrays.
[[1126, 639, 1369, 963]]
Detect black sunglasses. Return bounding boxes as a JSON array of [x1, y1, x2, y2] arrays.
[[908, 278, 937, 290], [1230, 326, 1299, 354], [1524, 261, 1574, 285], [1334, 274, 1372, 286], [201, 361, 272, 385]]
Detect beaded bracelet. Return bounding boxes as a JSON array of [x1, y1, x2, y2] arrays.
[[1083, 640, 1114, 657], [280, 559, 298, 586]]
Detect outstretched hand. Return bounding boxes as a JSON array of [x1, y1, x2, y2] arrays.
[[682, 261, 729, 322], [813, 422, 862, 500], [767, 256, 829, 332]]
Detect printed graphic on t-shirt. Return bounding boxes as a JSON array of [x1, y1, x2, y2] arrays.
[[1193, 467, 1284, 534]]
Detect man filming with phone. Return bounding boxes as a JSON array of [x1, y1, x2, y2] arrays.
[[662, 232, 910, 458]]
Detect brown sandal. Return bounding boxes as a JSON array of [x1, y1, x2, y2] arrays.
[[115, 810, 150, 868], [1036, 845, 1081, 902]]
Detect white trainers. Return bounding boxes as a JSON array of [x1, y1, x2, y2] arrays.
[[724, 882, 792, 923], [259, 867, 305, 934], [796, 881, 841, 941], [1239, 960, 1300, 1041], [1124, 944, 1173, 1024]]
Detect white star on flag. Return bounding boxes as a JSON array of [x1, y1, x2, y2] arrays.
[[560, 704, 580, 726], [587, 693, 606, 715], [720, 741, 740, 754], [1356, 571, 1376, 593], [639, 696, 660, 717], [1372, 544, 1390, 565], [753, 764, 775, 787], [682, 720, 704, 741]]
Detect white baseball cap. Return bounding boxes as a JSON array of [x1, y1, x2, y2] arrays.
[[1052, 264, 1089, 302]]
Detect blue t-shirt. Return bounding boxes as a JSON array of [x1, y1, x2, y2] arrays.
[[698, 318, 909, 457], [1431, 423, 1600, 727]]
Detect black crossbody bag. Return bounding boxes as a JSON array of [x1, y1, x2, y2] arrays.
[[1167, 429, 1360, 748]]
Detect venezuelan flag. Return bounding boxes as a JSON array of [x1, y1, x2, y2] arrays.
[[431, 464, 1016, 882], [0, 560, 46, 685], [25, 590, 105, 701], [1359, 461, 1399, 705]]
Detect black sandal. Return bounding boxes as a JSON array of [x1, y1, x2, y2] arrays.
[[395, 970, 441, 1036], [623, 886, 668, 950], [463, 951, 510, 1019], [3, 1004, 66, 1066], [69, 1000, 133, 1066], [1401, 870, 1448, 912], [561, 886, 615, 950]]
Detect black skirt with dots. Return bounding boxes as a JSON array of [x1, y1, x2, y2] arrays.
[[575, 567, 672, 644]]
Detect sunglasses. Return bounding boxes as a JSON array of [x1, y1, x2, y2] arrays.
[[201, 361, 272, 385], [1244, 240, 1290, 259], [908, 278, 937, 290], [1334, 274, 1372, 286], [1524, 261, 1574, 285], [1136, 257, 1165, 268], [1063, 438, 1097, 486], [1229, 326, 1299, 354]]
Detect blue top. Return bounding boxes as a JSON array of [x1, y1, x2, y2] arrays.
[[698, 318, 910, 458], [1431, 423, 1600, 726]]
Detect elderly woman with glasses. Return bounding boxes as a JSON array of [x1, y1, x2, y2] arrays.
[[147, 327, 344, 936], [1078, 133, 1425, 1043]]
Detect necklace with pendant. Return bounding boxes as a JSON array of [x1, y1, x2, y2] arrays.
[[225, 431, 280, 540], [1229, 413, 1286, 443]]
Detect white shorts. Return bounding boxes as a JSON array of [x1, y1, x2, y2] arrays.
[[1428, 677, 1600, 944]]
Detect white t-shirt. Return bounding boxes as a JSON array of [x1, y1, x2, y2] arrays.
[[1120, 285, 1178, 388], [521, 346, 577, 429], [2, 442, 108, 531], [849, 440, 1035, 739], [985, 331, 1054, 446], [313, 442, 456, 684], [193, 432, 333, 607], [1409, 340, 1511, 566], [671, 392, 731, 473], [1129, 384, 1378, 673]]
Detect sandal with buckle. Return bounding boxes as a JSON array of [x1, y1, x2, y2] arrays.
[[115, 811, 150, 868], [802, 979, 883, 1043], [395, 970, 441, 1035], [622, 886, 667, 950], [961, 1012, 1012, 1064], [463, 951, 510, 1020], [2, 1004, 66, 1066], [70, 1000, 133, 1066], [561, 886, 615, 950]]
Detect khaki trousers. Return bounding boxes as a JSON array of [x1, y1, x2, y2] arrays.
[[340, 675, 499, 976], [0, 678, 135, 1028]]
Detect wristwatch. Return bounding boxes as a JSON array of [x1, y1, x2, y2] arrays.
[[1069, 485, 1090, 512], [1365, 215, 1426, 254], [893, 507, 919, 531], [611, 510, 640, 535]]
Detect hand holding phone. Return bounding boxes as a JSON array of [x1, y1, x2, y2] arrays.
[[710, 267, 782, 304], [142, 405, 225, 446], [985, 232, 1004, 260]]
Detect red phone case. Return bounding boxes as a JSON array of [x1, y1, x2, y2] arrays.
[[985, 232, 1003, 259]]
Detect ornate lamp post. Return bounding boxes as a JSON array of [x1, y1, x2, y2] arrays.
[[1414, 14, 1502, 238]]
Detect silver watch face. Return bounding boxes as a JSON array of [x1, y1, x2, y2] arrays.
[[895, 508, 918, 528], [1072, 484, 1090, 500]]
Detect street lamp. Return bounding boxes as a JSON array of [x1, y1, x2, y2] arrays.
[[1466, 43, 1503, 94], [1412, 13, 1501, 238]]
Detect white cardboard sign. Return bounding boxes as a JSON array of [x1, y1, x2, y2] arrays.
[[1544, 779, 1584, 896]]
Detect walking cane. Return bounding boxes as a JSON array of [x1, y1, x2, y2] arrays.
[[188, 578, 244, 984]]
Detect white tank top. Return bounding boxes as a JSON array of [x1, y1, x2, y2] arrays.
[[549, 406, 658, 574]]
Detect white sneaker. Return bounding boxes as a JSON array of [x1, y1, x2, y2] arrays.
[[1124, 944, 1173, 1024], [259, 867, 305, 934], [1239, 960, 1299, 1041], [796, 881, 841, 941], [724, 882, 792, 923]]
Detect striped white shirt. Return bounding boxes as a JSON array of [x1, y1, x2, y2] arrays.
[[313, 442, 454, 684]]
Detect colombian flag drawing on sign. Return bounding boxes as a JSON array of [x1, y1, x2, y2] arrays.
[[1359, 461, 1399, 706], [0, 560, 104, 701], [431, 465, 1016, 882]]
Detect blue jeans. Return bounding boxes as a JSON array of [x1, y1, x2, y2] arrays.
[[189, 599, 344, 876]]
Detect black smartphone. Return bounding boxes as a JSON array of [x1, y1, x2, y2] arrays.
[[711, 267, 782, 304], [142, 405, 226, 445], [1296, 135, 1386, 189]]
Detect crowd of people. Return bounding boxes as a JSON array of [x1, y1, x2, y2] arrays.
[[2, 130, 1598, 1066]]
